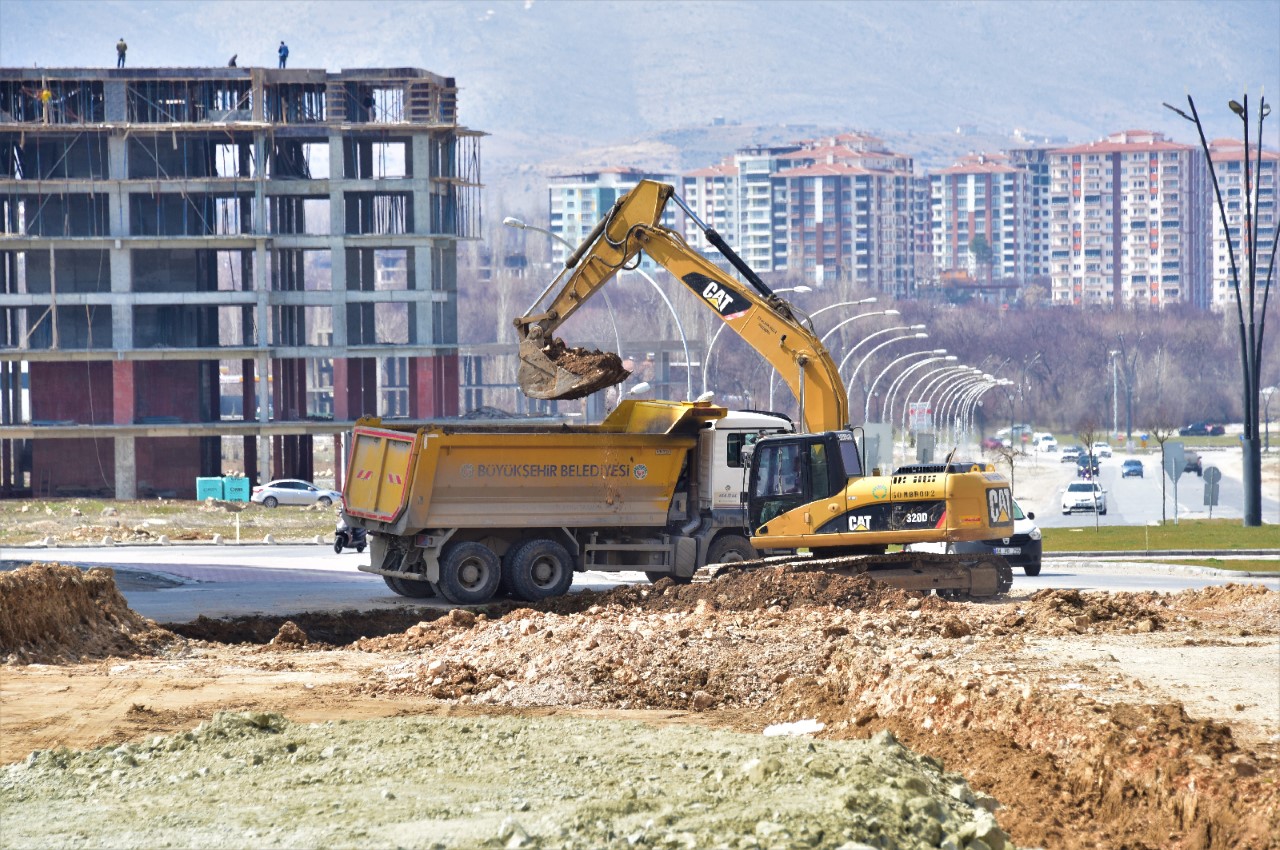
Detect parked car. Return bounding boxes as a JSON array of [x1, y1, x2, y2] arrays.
[[1090, 442, 1113, 458], [251, 478, 342, 508], [1179, 423, 1225, 437], [1121, 459, 1144, 478], [981, 436, 1005, 451], [1062, 480, 1107, 515], [1060, 445, 1083, 463], [905, 499, 1043, 577]]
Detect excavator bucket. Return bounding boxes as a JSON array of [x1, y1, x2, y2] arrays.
[[518, 335, 630, 400]]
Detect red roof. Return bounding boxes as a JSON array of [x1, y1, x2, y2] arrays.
[[1051, 130, 1191, 155]]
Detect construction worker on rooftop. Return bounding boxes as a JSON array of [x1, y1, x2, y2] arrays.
[[278, 41, 289, 69], [116, 38, 127, 68]]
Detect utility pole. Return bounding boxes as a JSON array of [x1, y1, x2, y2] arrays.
[[1165, 93, 1277, 527]]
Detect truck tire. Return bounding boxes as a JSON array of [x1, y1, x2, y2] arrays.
[[382, 574, 436, 598], [437, 541, 501, 605], [507, 538, 574, 602], [706, 534, 755, 565]]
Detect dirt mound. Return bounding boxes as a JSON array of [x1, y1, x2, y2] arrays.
[[540, 564, 909, 615], [0, 564, 176, 664]]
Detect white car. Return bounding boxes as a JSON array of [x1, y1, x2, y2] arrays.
[[1061, 480, 1107, 515], [1090, 442, 1113, 459], [251, 479, 342, 508], [1034, 433, 1058, 452]]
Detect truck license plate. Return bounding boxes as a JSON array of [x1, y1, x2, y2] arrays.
[[994, 547, 1020, 555]]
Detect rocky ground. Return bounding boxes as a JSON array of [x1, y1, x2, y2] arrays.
[[1, 562, 1277, 850]]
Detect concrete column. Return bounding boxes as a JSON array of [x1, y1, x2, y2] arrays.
[[253, 130, 272, 485], [412, 241, 434, 345], [114, 436, 136, 500], [329, 134, 347, 347]]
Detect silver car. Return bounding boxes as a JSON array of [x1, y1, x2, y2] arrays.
[[251, 478, 342, 508]]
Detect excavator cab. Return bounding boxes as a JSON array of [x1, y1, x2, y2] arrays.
[[747, 431, 861, 529]]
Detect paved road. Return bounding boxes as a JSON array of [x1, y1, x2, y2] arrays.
[[1024, 447, 1280, 529], [3, 543, 1274, 623]]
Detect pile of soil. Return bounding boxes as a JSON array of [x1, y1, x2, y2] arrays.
[[0, 564, 178, 663], [523, 336, 630, 400], [2, 564, 1277, 849]]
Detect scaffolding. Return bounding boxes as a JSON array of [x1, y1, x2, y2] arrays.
[[0, 65, 484, 498]]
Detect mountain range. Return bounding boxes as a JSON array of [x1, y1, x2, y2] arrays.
[[4, 0, 1278, 214]]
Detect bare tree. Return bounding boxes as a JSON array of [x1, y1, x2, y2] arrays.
[[1075, 417, 1105, 531], [1144, 406, 1182, 526]]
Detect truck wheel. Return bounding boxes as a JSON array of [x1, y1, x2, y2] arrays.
[[706, 534, 755, 565], [437, 541, 501, 605], [382, 574, 436, 598], [507, 538, 574, 602]]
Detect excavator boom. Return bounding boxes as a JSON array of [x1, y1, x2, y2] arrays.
[[513, 180, 849, 430]]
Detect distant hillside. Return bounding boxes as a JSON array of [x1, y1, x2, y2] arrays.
[[5, 0, 1277, 215]]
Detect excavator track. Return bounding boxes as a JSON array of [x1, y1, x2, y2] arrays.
[[693, 551, 1014, 599]]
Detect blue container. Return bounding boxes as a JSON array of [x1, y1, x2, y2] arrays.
[[196, 477, 225, 501], [222, 476, 250, 502]]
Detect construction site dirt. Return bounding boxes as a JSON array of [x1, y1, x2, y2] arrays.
[[1, 562, 1277, 850]]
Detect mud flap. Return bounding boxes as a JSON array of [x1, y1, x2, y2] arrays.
[[673, 537, 699, 579]]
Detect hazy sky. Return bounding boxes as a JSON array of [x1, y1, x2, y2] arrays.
[[4, 0, 1277, 151]]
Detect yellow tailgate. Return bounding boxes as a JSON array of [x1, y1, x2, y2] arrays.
[[343, 426, 418, 523]]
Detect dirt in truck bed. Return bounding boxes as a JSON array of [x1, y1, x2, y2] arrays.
[[1, 562, 1277, 849]]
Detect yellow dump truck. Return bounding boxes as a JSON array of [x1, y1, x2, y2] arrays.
[[342, 400, 792, 604]]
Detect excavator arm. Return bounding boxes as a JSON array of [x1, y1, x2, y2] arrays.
[[514, 180, 850, 431]]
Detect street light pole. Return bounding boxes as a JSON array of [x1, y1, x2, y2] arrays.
[[885, 354, 954, 458], [1109, 350, 1119, 441], [844, 329, 929, 406], [864, 349, 937, 423], [766, 298, 881, 408], [1165, 92, 1277, 527], [626, 268, 693, 401], [902, 363, 970, 445]]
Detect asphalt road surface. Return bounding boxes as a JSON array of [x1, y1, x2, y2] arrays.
[[3, 543, 1275, 623], [1022, 447, 1280, 529]]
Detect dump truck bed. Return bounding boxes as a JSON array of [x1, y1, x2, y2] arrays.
[[343, 400, 724, 536]]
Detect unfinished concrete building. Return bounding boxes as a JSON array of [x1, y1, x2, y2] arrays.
[[0, 66, 481, 499]]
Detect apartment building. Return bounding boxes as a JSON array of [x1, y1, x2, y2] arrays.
[[1207, 138, 1279, 310], [679, 159, 738, 265], [1047, 130, 1209, 307], [546, 167, 676, 267], [0, 65, 481, 498], [778, 134, 915, 294], [929, 153, 1038, 297]]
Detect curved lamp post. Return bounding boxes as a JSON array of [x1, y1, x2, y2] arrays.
[[919, 370, 980, 452], [846, 331, 929, 410], [901, 364, 971, 441], [887, 355, 956, 457], [948, 377, 996, 448], [703, 285, 811, 397], [960, 380, 1008, 449], [626, 268, 693, 401], [936, 374, 990, 448], [884, 352, 950, 433], [864, 348, 939, 422], [900, 363, 972, 458], [936, 376, 993, 448]]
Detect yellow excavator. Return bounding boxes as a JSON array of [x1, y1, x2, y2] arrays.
[[514, 180, 1015, 596]]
